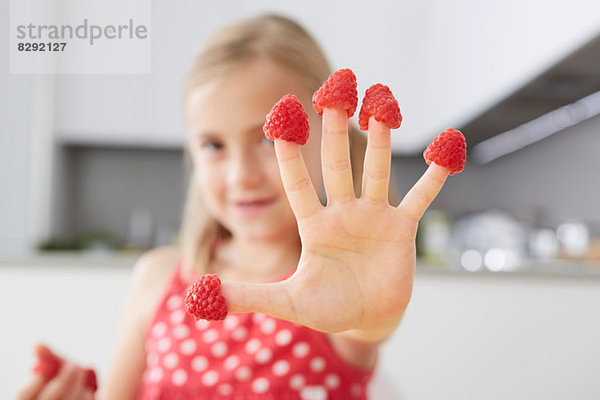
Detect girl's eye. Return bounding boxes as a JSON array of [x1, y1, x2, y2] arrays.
[[201, 141, 223, 151]]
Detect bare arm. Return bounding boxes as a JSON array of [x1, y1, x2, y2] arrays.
[[100, 246, 180, 400]]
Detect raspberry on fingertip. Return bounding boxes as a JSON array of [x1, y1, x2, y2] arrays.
[[263, 95, 310, 145], [358, 84, 402, 130], [185, 274, 229, 321], [423, 128, 467, 175], [312, 68, 358, 118]]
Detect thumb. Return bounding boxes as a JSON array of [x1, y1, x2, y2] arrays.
[[222, 279, 297, 321], [184, 273, 298, 323]]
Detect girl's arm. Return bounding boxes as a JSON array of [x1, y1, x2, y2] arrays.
[[101, 246, 179, 400]]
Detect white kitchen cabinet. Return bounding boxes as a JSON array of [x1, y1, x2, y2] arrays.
[[1, 254, 599, 399], [51, 0, 600, 153]]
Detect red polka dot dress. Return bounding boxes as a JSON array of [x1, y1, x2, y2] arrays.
[[137, 258, 377, 399]]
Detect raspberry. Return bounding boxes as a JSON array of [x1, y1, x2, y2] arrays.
[[185, 274, 228, 321], [32, 344, 98, 393], [423, 128, 467, 175], [84, 368, 98, 393], [312, 68, 358, 117], [263, 94, 310, 145], [33, 344, 62, 380], [358, 84, 402, 130]]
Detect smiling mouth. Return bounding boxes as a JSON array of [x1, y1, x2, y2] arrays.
[[232, 198, 277, 215], [234, 197, 276, 206]]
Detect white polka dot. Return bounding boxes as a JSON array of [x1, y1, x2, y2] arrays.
[[261, 318, 276, 334], [255, 348, 272, 364], [351, 383, 362, 397], [180, 338, 197, 355], [172, 324, 190, 339], [252, 313, 266, 324], [163, 353, 179, 369], [191, 356, 208, 372], [245, 338, 261, 354], [151, 322, 167, 338], [147, 353, 158, 366], [223, 315, 239, 330], [195, 319, 209, 330], [289, 374, 305, 390], [202, 370, 219, 386], [217, 383, 234, 396], [170, 310, 186, 324], [202, 329, 219, 343], [147, 368, 163, 383], [325, 373, 340, 389], [223, 355, 240, 370], [275, 329, 293, 346], [211, 341, 228, 358], [235, 366, 252, 381], [309, 356, 326, 373], [252, 377, 270, 393], [167, 295, 183, 310], [292, 342, 310, 358], [157, 337, 172, 353], [272, 360, 290, 376], [231, 326, 248, 341], [171, 369, 187, 386], [300, 386, 328, 400]]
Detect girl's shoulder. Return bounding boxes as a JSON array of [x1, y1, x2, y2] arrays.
[[132, 245, 182, 289], [130, 245, 183, 331]]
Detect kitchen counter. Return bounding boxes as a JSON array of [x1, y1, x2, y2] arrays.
[[3, 251, 600, 280]]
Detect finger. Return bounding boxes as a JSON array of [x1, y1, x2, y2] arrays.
[[361, 117, 391, 204], [221, 279, 299, 324], [16, 374, 46, 400], [38, 362, 79, 400], [81, 389, 94, 400], [321, 108, 354, 204], [397, 162, 448, 222], [63, 368, 86, 400], [274, 139, 323, 220]]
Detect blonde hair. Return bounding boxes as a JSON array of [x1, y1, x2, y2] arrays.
[[178, 14, 401, 273]]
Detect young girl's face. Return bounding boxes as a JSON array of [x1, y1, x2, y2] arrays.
[[184, 58, 323, 241]]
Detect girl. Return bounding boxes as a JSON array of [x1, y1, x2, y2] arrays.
[[18, 14, 453, 400]]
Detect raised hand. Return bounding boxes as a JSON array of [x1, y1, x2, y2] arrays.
[[186, 69, 466, 343]]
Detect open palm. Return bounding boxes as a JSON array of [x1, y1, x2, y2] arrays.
[[223, 107, 449, 340]]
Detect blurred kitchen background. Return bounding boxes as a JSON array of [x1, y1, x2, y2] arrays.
[[2, 1, 600, 399]]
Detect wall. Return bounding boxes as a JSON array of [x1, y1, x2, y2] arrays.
[[392, 113, 600, 234]]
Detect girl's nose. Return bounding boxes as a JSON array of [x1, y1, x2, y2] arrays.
[[227, 149, 263, 189]]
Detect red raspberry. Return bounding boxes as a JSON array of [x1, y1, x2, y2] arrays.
[[32, 344, 98, 393], [185, 274, 228, 321], [423, 128, 467, 175], [33, 344, 62, 380], [84, 368, 98, 393], [263, 94, 310, 145], [358, 84, 402, 130], [312, 68, 358, 117]]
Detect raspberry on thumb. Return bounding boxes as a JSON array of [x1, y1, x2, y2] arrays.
[[185, 273, 297, 323], [185, 274, 229, 321], [423, 128, 467, 175]]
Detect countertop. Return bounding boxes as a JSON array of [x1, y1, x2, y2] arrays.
[[2, 251, 600, 280]]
